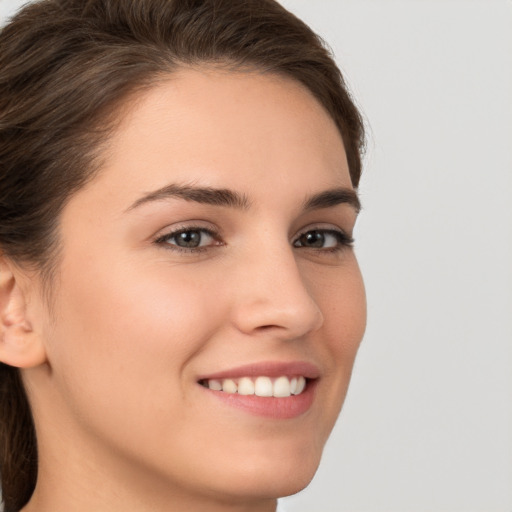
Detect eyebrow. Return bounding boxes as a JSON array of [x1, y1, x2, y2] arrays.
[[303, 187, 361, 214], [126, 183, 251, 212], [126, 183, 360, 214]]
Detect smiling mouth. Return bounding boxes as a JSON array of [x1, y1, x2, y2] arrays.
[[198, 375, 308, 397]]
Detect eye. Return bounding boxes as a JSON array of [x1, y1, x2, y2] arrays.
[[293, 229, 353, 251], [154, 227, 220, 251]]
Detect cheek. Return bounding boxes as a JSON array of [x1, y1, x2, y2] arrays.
[[46, 257, 224, 412], [329, 267, 366, 358], [306, 256, 366, 421], [308, 255, 366, 354]]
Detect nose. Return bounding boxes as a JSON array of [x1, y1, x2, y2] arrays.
[[230, 244, 324, 340]]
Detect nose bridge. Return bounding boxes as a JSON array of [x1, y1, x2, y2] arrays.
[[232, 238, 323, 338]]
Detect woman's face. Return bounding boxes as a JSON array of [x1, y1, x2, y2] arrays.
[[29, 68, 366, 507]]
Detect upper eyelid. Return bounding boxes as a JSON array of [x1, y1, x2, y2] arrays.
[[153, 226, 221, 253], [293, 223, 351, 238], [153, 222, 219, 240], [293, 229, 353, 243]]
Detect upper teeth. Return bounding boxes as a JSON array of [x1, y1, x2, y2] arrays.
[[204, 376, 307, 397]]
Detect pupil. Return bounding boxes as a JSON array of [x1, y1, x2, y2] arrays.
[[177, 231, 200, 247], [302, 231, 324, 247]]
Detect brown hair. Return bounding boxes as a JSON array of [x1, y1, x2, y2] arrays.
[[0, 0, 365, 510]]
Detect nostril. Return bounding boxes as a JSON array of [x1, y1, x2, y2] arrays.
[[255, 324, 279, 332]]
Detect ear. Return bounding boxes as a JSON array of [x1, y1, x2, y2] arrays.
[[0, 256, 47, 368]]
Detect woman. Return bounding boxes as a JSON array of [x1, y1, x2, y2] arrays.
[[0, 1, 366, 511]]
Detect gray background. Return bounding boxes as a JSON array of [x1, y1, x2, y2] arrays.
[[1, 1, 511, 511]]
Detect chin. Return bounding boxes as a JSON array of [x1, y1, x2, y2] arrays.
[[207, 471, 317, 505], [259, 468, 319, 499], [210, 443, 323, 501]]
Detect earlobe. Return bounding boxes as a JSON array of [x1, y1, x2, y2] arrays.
[[0, 256, 47, 368]]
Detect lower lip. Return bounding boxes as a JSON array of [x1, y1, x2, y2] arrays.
[[200, 380, 317, 419]]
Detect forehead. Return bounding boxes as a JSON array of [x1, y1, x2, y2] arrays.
[[84, 67, 351, 209]]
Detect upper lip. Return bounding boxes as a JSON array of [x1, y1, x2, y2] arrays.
[[197, 361, 321, 381]]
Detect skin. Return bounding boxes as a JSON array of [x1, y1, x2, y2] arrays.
[[1, 68, 366, 512]]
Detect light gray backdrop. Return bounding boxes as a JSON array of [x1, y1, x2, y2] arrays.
[[1, 1, 511, 511]]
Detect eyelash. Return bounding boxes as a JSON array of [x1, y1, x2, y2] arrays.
[[293, 228, 354, 253], [153, 226, 221, 254], [153, 226, 354, 254]]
